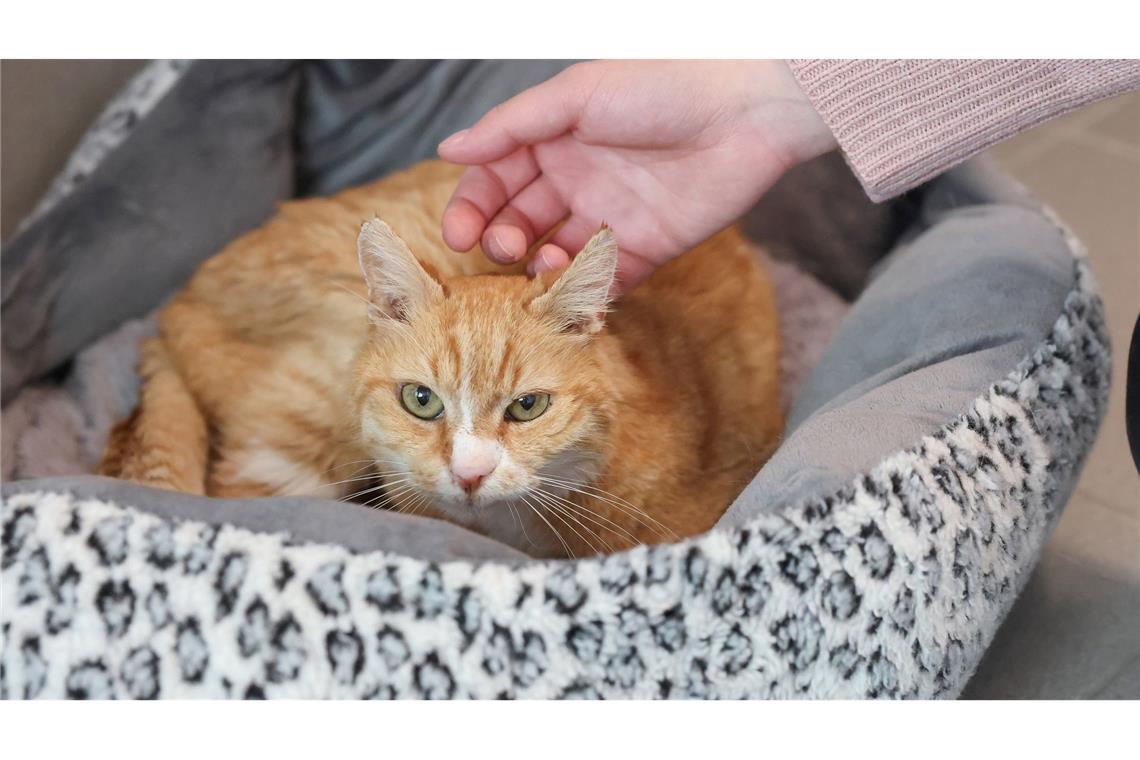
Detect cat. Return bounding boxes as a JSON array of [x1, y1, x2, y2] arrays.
[[100, 160, 783, 558]]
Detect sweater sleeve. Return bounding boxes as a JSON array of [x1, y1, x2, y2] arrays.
[[788, 59, 1140, 202]]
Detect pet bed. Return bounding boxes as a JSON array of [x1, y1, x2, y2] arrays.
[[1, 60, 1110, 699]]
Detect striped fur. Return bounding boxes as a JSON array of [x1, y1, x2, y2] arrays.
[[100, 160, 782, 557]]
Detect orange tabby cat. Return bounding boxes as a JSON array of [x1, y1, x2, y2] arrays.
[[100, 160, 782, 558]]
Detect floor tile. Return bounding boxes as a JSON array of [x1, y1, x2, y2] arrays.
[[1087, 93, 1140, 148], [1057, 91, 1135, 133], [969, 116, 1140, 699], [963, 542, 1140, 699], [1051, 489, 1140, 583], [0, 60, 142, 241], [987, 120, 1067, 166]]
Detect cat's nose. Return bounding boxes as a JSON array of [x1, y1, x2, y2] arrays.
[[453, 473, 486, 494], [450, 433, 501, 496]]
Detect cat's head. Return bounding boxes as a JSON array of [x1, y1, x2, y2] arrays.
[[351, 218, 620, 542]]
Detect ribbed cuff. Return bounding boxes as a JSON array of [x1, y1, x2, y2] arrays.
[[789, 59, 1140, 202]]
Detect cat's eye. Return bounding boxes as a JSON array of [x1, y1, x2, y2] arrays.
[[505, 392, 551, 422], [400, 384, 444, 420]]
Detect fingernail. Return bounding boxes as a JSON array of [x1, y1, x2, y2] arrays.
[[533, 246, 568, 273], [440, 129, 470, 151], [487, 229, 510, 263], [487, 226, 524, 263]]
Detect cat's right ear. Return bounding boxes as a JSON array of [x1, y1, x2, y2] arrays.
[[530, 226, 619, 334], [357, 218, 444, 323]]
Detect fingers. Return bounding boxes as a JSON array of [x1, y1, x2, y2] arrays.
[[531, 223, 659, 297], [484, 219, 532, 264], [437, 66, 587, 165], [441, 148, 540, 252], [439, 64, 593, 256], [548, 215, 604, 261], [611, 249, 659, 295], [440, 198, 482, 254], [482, 174, 568, 263], [526, 243, 572, 277]]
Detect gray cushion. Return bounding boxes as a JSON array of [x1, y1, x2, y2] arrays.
[[0, 61, 1111, 699]]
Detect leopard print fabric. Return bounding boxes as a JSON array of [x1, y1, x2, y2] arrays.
[[0, 249, 1109, 699]]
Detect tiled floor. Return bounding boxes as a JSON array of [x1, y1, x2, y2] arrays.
[[963, 93, 1140, 698]]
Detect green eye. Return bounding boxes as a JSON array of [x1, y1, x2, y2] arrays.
[[400, 384, 444, 420], [505, 392, 551, 422]]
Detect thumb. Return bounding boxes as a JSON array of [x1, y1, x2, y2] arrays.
[[439, 67, 589, 164]]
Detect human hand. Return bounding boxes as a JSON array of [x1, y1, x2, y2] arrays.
[[438, 60, 836, 292]]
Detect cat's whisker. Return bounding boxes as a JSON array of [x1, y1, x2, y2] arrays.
[[505, 499, 537, 551], [316, 460, 374, 478], [325, 460, 412, 492], [341, 476, 412, 503], [532, 486, 639, 548], [350, 481, 414, 510], [401, 493, 429, 517], [410, 493, 433, 518], [505, 500, 521, 536], [535, 489, 613, 556], [546, 504, 610, 556], [527, 489, 609, 556], [519, 494, 572, 558], [349, 488, 400, 507], [326, 473, 382, 489], [320, 459, 410, 484], [535, 489, 611, 556], [537, 476, 676, 539], [365, 464, 419, 477], [531, 487, 616, 543], [365, 480, 417, 507], [339, 471, 412, 489], [549, 471, 666, 523], [319, 465, 376, 489], [388, 487, 425, 515], [543, 473, 675, 537]]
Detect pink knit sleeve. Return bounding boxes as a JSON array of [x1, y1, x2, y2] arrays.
[[788, 59, 1140, 202]]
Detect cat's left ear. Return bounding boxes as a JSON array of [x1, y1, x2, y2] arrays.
[[358, 218, 444, 323], [531, 226, 619, 334]]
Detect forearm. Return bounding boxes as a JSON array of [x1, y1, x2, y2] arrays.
[[789, 59, 1140, 201]]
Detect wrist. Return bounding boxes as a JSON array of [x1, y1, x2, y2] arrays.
[[748, 60, 838, 170]]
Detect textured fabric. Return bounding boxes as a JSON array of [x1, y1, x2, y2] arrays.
[[296, 60, 577, 196], [0, 59, 1114, 699], [726, 185, 1075, 523], [2, 476, 532, 564], [0, 60, 576, 404], [790, 59, 1140, 202], [0, 60, 299, 403], [10, 61, 191, 240], [740, 150, 918, 300], [0, 251, 1110, 698]]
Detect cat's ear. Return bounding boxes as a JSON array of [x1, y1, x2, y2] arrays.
[[357, 218, 444, 323], [531, 226, 619, 334]]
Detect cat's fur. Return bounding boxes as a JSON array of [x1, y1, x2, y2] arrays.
[[100, 160, 783, 558]]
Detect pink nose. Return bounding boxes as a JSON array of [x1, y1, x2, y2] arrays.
[[453, 473, 486, 494], [450, 434, 501, 496]]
